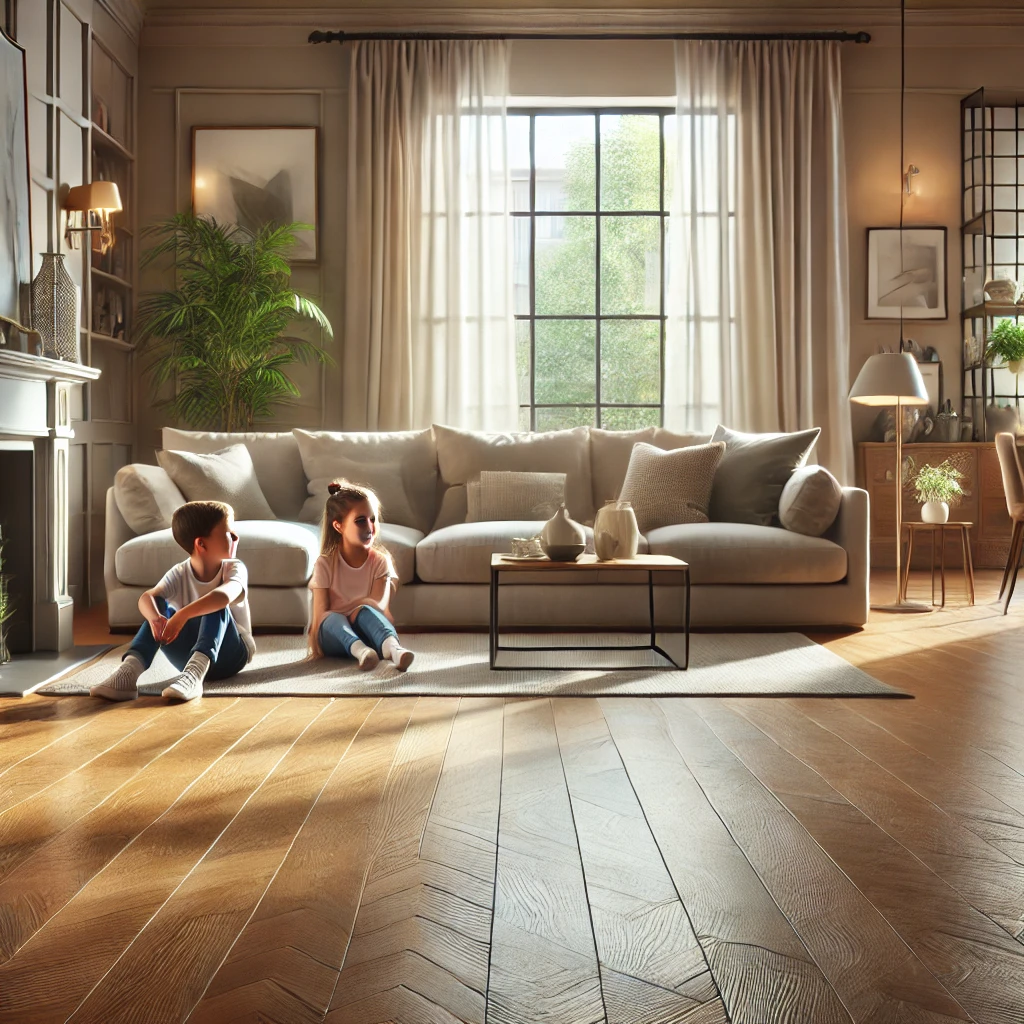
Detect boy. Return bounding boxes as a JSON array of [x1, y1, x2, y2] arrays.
[[91, 501, 255, 702]]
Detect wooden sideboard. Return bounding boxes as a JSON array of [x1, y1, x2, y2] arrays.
[[856, 442, 1014, 570]]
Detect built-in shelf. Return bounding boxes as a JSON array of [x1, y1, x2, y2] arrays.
[[963, 301, 1024, 319], [91, 268, 132, 289], [89, 332, 134, 351], [91, 123, 134, 161]]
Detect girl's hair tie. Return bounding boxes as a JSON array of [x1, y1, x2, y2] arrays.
[[327, 482, 342, 495]]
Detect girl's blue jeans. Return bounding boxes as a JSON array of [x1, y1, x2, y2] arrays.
[[319, 606, 397, 659], [126, 596, 248, 681]]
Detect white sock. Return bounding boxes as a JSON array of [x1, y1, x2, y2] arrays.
[[382, 636, 414, 671], [162, 651, 210, 701], [90, 653, 145, 700], [350, 640, 379, 671]]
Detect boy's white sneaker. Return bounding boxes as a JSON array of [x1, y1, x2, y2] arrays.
[[350, 640, 379, 671], [90, 654, 145, 701], [382, 637, 414, 672], [162, 652, 210, 701]]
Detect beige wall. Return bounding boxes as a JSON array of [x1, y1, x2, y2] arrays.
[[137, 10, 1024, 449]]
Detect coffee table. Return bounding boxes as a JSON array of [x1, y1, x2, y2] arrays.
[[489, 553, 690, 670]]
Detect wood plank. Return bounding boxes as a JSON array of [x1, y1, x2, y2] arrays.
[[0, 697, 299, 1024], [550, 698, 722, 1021], [702, 697, 1024, 1024], [485, 698, 605, 1024], [186, 697, 417, 1024], [0, 695, 110, 775], [653, 699, 973, 1024], [68, 698, 373, 1024]]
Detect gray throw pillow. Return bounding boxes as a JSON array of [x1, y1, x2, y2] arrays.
[[709, 425, 820, 526], [113, 464, 186, 535], [619, 441, 726, 533], [156, 444, 276, 520], [779, 465, 843, 537]]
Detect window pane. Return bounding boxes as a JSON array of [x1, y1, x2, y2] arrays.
[[516, 319, 531, 406], [535, 320, 595, 405], [535, 115, 595, 212], [513, 217, 531, 315], [601, 216, 661, 314], [519, 406, 532, 431], [509, 115, 531, 212], [601, 114, 660, 212], [536, 406, 596, 430], [601, 320, 660, 405], [536, 216, 595, 315], [600, 406, 661, 430]]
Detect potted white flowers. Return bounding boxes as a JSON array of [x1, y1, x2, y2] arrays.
[[910, 459, 965, 524]]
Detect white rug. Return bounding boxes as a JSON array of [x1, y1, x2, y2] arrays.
[[38, 633, 907, 698]]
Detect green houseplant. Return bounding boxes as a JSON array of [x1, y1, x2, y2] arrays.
[[986, 318, 1024, 375], [137, 213, 333, 431], [909, 458, 965, 524], [0, 526, 14, 665]]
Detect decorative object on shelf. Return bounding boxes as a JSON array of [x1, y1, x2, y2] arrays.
[[986, 318, 1024, 374], [64, 181, 122, 255], [934, 399, 959, 443], [192, 126, 319, 262], [0, 526, 14, 666], [867, 227, 948, 320], [539, 503, 586, 562], [31, 253, 80, 362], [850, 351, 932, 612], [510, 536, 545, 559], [137, 213, 332, 430], [908, 458, 965, 525], [1, 27, 32, 331], [593, 500, 640, 561], [0, 311, 41, 353], [92, 96, 109, 133], [985, 403, 1019, 438], [983, 278, 1019, 304]]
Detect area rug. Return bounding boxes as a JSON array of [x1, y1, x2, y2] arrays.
[[38, 633, 908, 699]]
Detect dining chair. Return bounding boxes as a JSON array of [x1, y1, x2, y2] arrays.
[[994, 431, 1024, 614]]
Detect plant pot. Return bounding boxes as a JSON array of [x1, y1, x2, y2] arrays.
[[921, 501, 949, 524], [540, 503, 586, 562], [1009, 360, 1023, 375], [593, 500, 640, 561]]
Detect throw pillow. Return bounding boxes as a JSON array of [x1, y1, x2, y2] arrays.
[[467, 471, 567, 522], [113, 464, 186, 535], [709, 425, 821, 526], [156, 444, 276, 520], [779, 465, 843, 537], [619, 441, 726, 533], [300, 459, 417, 530]]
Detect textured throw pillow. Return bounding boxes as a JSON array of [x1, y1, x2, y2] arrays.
[[467, 471, 567, 522], [779, 465, 843, 537], [113, 464, 186, 535], [156, 444, 276, 520], [619, 441, 726, 533], [709, 425, 821, 526], [300, 459, 417, 530]]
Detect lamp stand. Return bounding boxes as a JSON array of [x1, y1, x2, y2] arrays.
[[873, 396, 932, 613]]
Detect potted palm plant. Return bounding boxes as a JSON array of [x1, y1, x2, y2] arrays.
[[137, 214, 333, 431], [910, 459, 965, 524], [986, 318, 1024, 375]]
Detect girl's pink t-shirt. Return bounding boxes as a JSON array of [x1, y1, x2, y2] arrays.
[[308, 547, 397, 631]]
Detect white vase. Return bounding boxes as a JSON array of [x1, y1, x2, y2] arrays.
[[540, 503, 586, 562], [593, 500, 640, 561], [1009, 360, 1023, 375], [921, 501, 949, 524]]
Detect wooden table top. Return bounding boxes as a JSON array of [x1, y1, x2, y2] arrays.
[[491, 553, 688, 571], [902, 521, 973, 530]]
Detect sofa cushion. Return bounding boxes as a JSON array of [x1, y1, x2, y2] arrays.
[[779, 465, 843, 537], [619, 441, 725, 532], [157, 445, 277, 521], [709, 425, 821, 526], [116, 520, 320, 588], [113, 464, 185, 535], [299, 457, 418, 532], [467, 471, 566, 522], [435, 423, 595, 525], [590, 427, 711, 507], [293, 428, 437, 533], [645, 522, 847, 585], [377, 523, 423, 585], [162, 428, 306, 521]]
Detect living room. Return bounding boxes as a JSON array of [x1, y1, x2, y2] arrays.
[[1, 0, 1023, 1020]]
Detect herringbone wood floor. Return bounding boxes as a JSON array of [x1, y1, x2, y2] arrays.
[[1, 571, 1023, 1023]]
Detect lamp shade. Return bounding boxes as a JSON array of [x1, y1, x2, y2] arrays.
[[849, 352, 929, 406], [64, 181, 122, 213]]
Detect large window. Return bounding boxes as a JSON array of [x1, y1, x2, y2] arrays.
[[510, 110, 672, 432]]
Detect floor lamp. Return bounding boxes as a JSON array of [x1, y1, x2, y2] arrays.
[[850, 352, 931, 612]]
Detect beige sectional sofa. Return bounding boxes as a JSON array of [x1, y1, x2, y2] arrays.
[[104, 425, 869, 632]]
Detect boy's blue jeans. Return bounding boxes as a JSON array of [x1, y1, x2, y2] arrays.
[[319, 605, 397, 659], [126, 597, 248, 681]]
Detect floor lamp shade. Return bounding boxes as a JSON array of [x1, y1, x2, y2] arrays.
[[849, 352, 929, 406]]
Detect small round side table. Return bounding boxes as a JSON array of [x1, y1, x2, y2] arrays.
[[900, 521, 976, 607]]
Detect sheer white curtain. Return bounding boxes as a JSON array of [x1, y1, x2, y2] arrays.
[[666, 40, 853, 482], [343, 40, 518, 431]]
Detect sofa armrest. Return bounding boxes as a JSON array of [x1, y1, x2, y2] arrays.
[[104, 486, 137, 597], [829, 486, 869, 593]]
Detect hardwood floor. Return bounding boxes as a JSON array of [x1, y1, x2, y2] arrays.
[[1, 573, 1022, 1022]]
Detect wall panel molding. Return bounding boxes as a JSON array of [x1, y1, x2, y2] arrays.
[[98, 0, 143, 43]]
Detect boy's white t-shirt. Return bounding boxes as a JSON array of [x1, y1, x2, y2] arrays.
[[152, 558, 255, 662]]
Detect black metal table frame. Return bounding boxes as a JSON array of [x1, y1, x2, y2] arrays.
[[488, 565, 690, 671]]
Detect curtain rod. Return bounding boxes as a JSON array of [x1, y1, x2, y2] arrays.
[[309, 30, 871, 44]]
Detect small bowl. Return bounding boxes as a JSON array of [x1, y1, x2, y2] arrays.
[[541, 543, 585, 562], [985, 279, 1018, 304]]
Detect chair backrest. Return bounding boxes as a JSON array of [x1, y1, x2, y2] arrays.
[[994, 432, 1024, 516]]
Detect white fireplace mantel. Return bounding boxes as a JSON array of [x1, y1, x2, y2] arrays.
[[0, 348, 101, 652]]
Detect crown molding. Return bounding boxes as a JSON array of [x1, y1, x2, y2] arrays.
[[98, 0, 145, 42]]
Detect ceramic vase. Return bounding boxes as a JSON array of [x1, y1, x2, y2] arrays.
[[1009, 360, 1023, 375], [31, 253, 80, 362], [921, 501, 949, 524], [593, 500, 640, 561], [540, 503, 586, 562]]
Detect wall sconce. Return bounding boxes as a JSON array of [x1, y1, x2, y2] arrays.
[[903, 163, 920, 195], [64, 181, 122, 254]]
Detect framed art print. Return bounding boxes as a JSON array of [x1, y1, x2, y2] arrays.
[[192, 126, 318, 262], [867, 227, 947, 320], [1, 26, 32, 326]]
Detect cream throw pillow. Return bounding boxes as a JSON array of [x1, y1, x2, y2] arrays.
[[619, 441, 726, 533], [467, 471, 566, 522], [779, 465, 843, 537], [113, 464, 186, 535], [156, 444, 276, 520]]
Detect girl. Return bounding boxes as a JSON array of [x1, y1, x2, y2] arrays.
[[308, 480, 414, 671]]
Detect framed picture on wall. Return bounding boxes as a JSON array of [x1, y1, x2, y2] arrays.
[[867, 227, 947, 320], [1, 26, 32, 327], [192, 126, 318, 262]]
